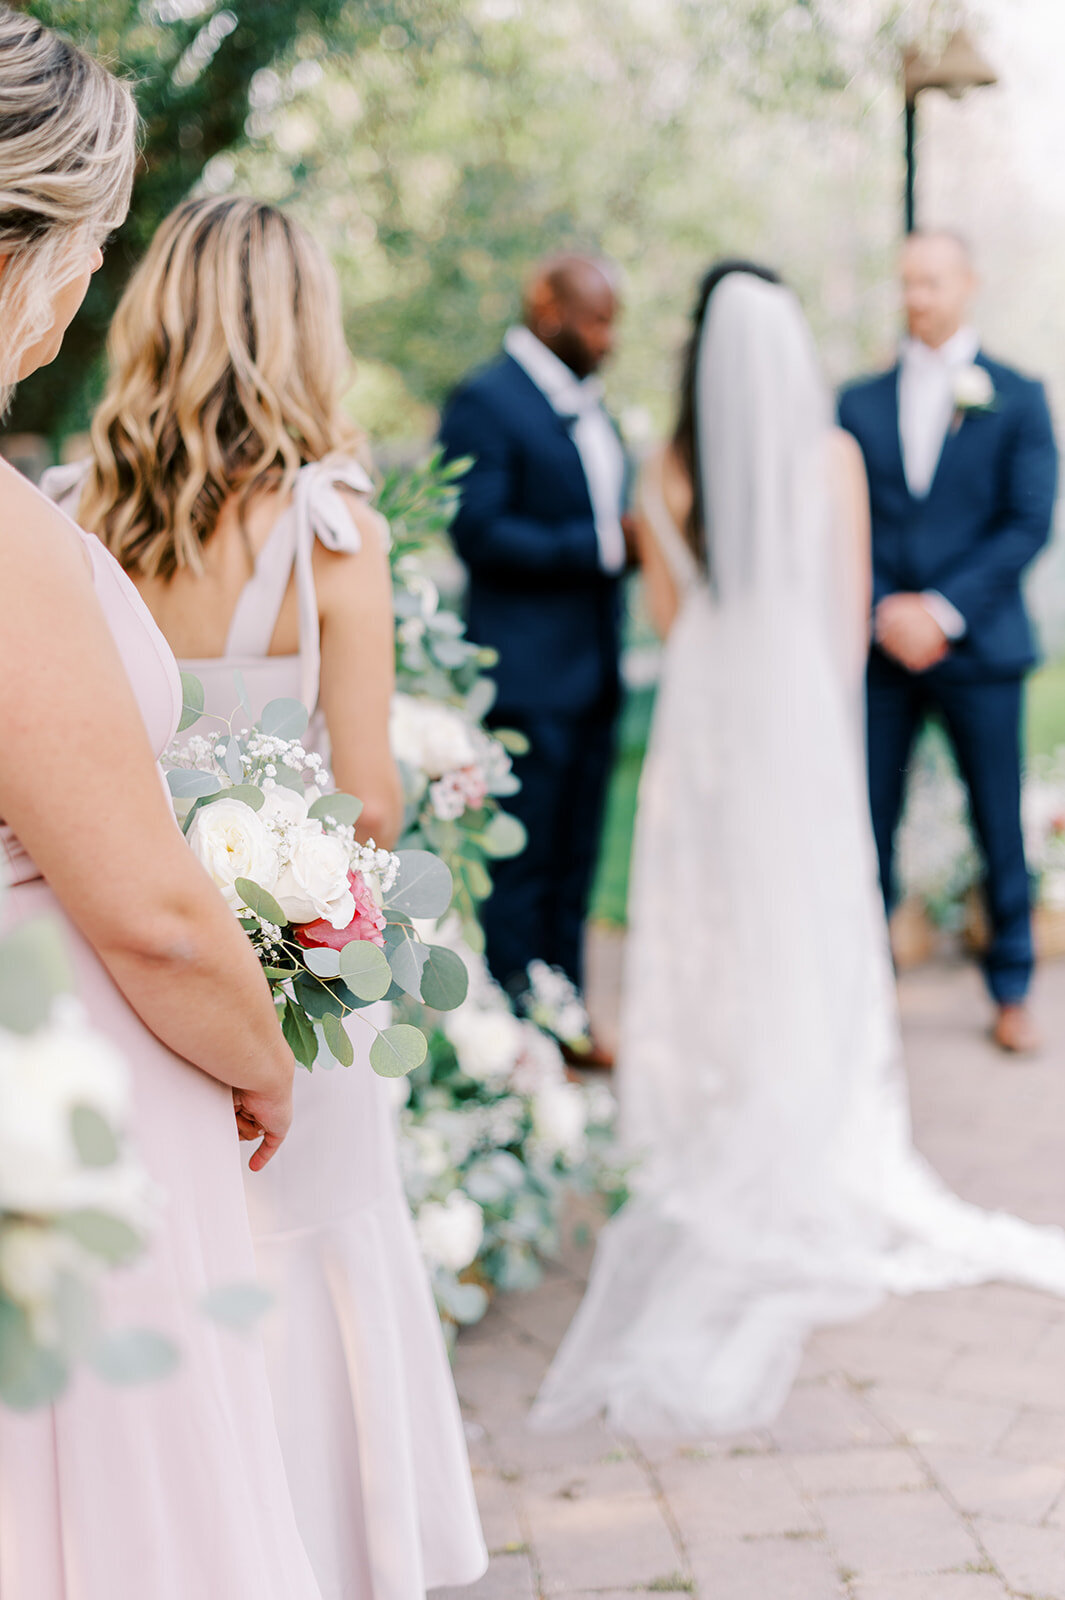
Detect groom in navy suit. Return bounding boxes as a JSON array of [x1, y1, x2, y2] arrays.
[[439, 256, 630, 1034], [841, 231, 1058, 1053]]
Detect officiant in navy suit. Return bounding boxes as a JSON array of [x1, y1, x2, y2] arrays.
[[841, 230, 1058, 1053], [439, 255, 630, 1050]]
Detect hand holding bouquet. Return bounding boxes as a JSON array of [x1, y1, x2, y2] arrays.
[[166, 678, 469, 1077]]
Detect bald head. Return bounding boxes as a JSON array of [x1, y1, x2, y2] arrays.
[[524, 252, 619, 378], [900, 230, 977, 350]]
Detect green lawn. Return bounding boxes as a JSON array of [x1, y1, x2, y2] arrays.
[[590, 657, 1065, 930]]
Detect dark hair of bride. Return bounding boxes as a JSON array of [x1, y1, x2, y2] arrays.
[[671, 258, 782, 567]]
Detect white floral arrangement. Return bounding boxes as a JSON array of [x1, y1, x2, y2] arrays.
[[394, 919, 626, 1333], [898, 735, 1065, 922], [166, 679, 469, 1076], [519, 959, 593, 1053], [0, 891, 161, 1409], [1022, 752, 1065, 911], [390, 692, 519, 827]]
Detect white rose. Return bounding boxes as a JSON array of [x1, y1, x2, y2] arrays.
[[274, 822, 354, 929], [390, 695, 479, 780], [187, 797, 279, 912], [416, 1191, 484, 1273], [953, 365, 994, 411], [532, 1080, 589, 1164], [444, 1005, 525, 1082], [0, 1009, 150, 1221], [259, 786, 309, 827]]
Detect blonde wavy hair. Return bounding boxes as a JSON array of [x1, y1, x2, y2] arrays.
[[0, 6, 136, 413], [80, 196, 363, 578]]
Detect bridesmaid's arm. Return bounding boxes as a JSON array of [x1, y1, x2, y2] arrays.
[[316, 491, 404, 849], [0, 485, 294, 1150]]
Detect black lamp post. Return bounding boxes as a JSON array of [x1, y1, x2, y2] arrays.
[[903, 28, 999, 233]]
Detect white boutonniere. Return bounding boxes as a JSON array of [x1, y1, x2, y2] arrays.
[[951, 365, 996, 432]]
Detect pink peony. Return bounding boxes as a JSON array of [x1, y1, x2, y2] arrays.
[[295, 870, 386, 951]]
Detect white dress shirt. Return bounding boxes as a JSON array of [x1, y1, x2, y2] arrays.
[[897, 324, 981, 639], [504, 325, 627, 574]]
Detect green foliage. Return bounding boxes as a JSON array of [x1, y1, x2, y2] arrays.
[[0, 914, 74, 1034]]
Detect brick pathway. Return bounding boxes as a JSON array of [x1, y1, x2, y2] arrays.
[[436, 948, 1065, 1600]]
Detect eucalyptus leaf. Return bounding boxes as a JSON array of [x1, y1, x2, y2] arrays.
[[0, 914, 73, 1034], [199, 783, 264, 812], [434, 1276, 489, 1325], [222, 736, 244, 783], [302, 946, 341, 979], [167, 768, 222, 800], [478, 811, 527, 860], [418, 945, 469, 1011], [387, 934, 429, 1001], [465, 677, 497, 722], [322, 1010, 355, 1067], [307, 791, 363, 827], [201, 1282, 274, 1331], [386, 851, 454, 919], [62, 1210, 142, 1265], [369, 1023, 428, 1079], [281, 1000, 318, 1070], [70, 1105, 119, 1169], [292, 971, 345, 1020], [460, 856, 493, 901], [232, 668, 253, 720], [0, 1296, 68, 1410], [271, 762, 307, 793], [234, 878, 288, 927], [90, 1328, 180, 1385], [259, 697, 309, 739], [433, 636, 474, 668], [339, 939, 392, 1002], [177, 671, 205, 733], [493, 727, 530, 757]]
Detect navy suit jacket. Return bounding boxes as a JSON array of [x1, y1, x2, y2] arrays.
[[839, 354, 1057, 680], [438, 353, 624, 715]]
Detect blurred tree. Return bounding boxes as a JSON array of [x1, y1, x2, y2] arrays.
[[7, 0, 460, 439]]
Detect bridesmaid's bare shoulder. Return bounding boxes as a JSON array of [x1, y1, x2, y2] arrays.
[[0, 457, 92, 575]]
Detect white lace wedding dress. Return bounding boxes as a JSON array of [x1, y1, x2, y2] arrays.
[[531, 274, 1065, 1438]]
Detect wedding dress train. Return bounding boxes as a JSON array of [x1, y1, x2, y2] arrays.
[[531, 275, 1065, 1438]]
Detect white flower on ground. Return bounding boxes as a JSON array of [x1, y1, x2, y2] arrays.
[[187, 797, 279, 912], [532, 1080, 589, 1165], [416, 1191, 484, 1273], [390, 694, 479, 780], [274, 824, 354, 929], [444, 1005, 525, 1083]]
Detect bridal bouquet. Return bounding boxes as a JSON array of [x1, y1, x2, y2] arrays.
[[166, 679, 469, 1077], [0, 888, 164, 1408]]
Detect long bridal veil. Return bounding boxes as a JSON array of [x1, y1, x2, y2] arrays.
[[530, 274, 1065, 1438]]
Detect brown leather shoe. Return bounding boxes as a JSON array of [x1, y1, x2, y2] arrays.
[[992, 1004, 1041, 1056]]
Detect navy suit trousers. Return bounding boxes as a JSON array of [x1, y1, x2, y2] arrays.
[[867, 651, 1032, 1004], [483, 700, 617, 994]]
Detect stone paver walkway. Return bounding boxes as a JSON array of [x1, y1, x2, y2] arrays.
[[436, 948, 1065, 1600]]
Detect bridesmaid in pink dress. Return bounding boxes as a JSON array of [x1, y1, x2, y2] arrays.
[[0, 16, 322, 1600], [53, 196, 487, 1600]]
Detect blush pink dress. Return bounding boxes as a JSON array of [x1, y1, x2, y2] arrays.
[[138, 460, 486, 1600], [0, 467, 323, 1600]]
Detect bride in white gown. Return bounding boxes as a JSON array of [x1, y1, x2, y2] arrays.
[[531, 264, 1065, 1438]]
